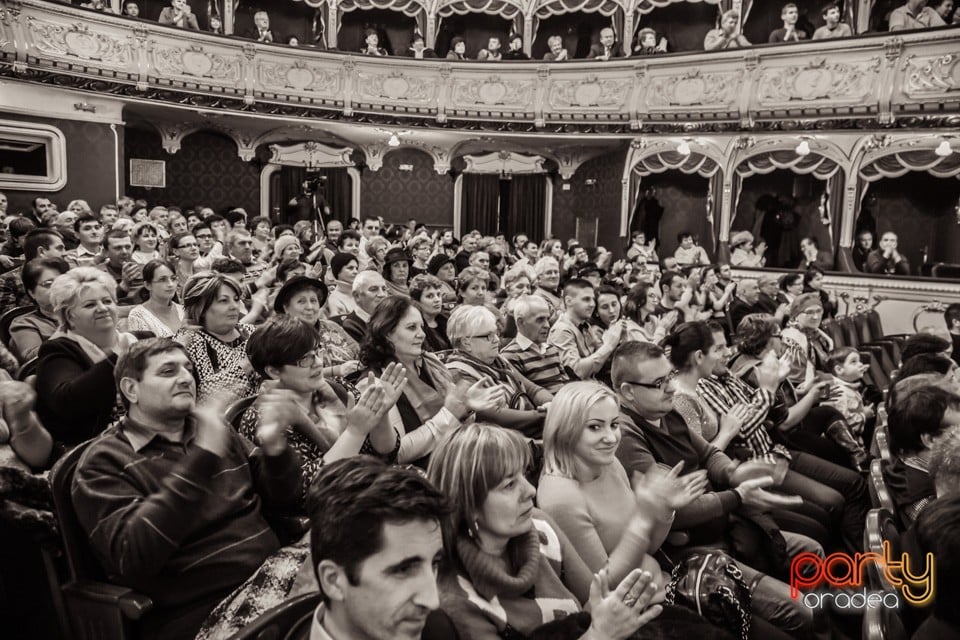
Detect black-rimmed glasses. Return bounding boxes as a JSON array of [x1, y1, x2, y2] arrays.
[[620, 369, 678, 391]]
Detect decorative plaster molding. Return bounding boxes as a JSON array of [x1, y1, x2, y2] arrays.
[[463, 151, 546, 174], [268, 141, 355, 168]]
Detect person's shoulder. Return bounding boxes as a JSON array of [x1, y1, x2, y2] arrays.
[[75, 425, 130, 471]]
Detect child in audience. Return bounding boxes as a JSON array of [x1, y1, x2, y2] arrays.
[[822, 347, 874, 471]]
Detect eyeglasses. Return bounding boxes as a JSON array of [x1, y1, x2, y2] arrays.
[[295, 347, 326, 368], [195, 233, 213, 239], [467, 331, 500, 342], [621, 369, 678, 391]]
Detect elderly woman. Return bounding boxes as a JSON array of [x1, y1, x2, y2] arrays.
[[409, 273, 450, 352], [729, 231, 766, 268], [175, 273, 259, 402], [383, 247, 411, 297], [364, 235, 389, 272], [126, 259, 185, 338], [131, 221, 161, 264], [271, 235, 303, 265], [36, 267, 137, 444], [241, 316, 401, 499], [429, 423, 672, 640], [10, 257, 69, 361], [272, 274, 361, 378], [539, 382, 697, 597], [445, 304, 552, 437], [359, 296, 503, 466], [780, 293, 833, 393], [622, 283, 676, 343], [66, 199, 93, 216], [408, 235, 433, 277]]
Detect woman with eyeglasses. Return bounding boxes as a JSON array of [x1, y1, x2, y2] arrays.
[[622, 283, 677, 343], [444, 304, 552, 438], [126, 260, 184, 338], [359, 297, 504, 467], [168, 232, 201, 285], [10, 257, 69, 361]]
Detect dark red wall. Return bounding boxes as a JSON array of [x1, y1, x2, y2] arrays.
[[361, 148, 455, 229], [1, 113, 119, 218], [124, 128, 261, 215]]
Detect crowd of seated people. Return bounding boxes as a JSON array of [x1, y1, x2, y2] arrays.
[[68, 0, 959, 59], [1, 187, 959, 640]]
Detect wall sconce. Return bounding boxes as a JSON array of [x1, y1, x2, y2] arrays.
[[795, 139, 811, 156], [936, 139, 953, 157], [584, 178, 597, 186], [676, 140, 691, 156]]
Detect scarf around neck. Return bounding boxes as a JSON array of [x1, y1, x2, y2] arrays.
[[456, 527, 541, 600]]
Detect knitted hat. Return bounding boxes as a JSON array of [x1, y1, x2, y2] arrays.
[[383, 247, 411, 267], [730, 230, 754, 249], [273, 235, 302, 260], [330, 252, 358, 280], [273, 275, 327, 314], [428, 254, 454, 275], [789, 292, 822, 319]]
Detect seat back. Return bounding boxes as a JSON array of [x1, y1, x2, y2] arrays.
[[232, 592, 321, 640], [821, 318, 845, 349], [875, 423, 893, 463], [863, 602, 909, 640], [866, 310, 885, 342], [839, 315, 861, 348], [864, 508, 901, 591], [49, 440, 108, 583], [17, 355, 38, 381], [226, 395, 258, 431], [0, 305, 36, 349], [869, 459, 896, 514], [854, 312, 873, 344]]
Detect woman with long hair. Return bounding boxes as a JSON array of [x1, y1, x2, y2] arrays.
[[621, 283, 677, 343]]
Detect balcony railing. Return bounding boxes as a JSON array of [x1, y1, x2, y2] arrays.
[[1, 0, 959, 130]]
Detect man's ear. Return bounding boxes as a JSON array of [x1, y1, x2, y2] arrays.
[[119, 377, 138, 406], [317, 559, 350, 603]]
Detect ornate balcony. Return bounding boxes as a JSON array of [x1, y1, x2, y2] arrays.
[[1, 0, 958, 131]]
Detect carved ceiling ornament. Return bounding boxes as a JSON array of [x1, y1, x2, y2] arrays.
[[757, 56, 881, 105], [268, 141, 355, 168], [463, 151, 546, 174], [26, 17, 133, 66]]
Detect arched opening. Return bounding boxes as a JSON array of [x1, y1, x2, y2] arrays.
[[531, 12, 619, 59], [435, 13, 515, 57], [742, 0, 826, 44], [632, 2, 720, 53], [338, 8, 419, 54]]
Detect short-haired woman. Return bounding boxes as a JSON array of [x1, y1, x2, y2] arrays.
[[131, 221, 161, 264], [10, 257, 69, 361], [36, 267, 137, 444], [175, 273, 258, 402], [409, 273, 450, 352]]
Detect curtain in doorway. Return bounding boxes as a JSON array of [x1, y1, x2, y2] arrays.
[[507, 174, 546, 244], [273, 166, 351, 225], [461, 174, 501, 237]]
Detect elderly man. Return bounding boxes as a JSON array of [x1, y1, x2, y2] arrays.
[[852, 229, 874, 272], [704, 10, 751, 49], [501, 295, 573, 393], [71, 339, 301, 640], [246, 10, 274, 42], [225, 229, 265, 284], [158, 0, 199, 29], [338, 270, 388, 342], [612, 341, 828, 640], [532, 256, 562, 321], [54, 211, 79, 250], [587, 27, 623, 60], [866, 231, 910, 275], [548, 278, 622, 380], [728, 279, 768, 332]]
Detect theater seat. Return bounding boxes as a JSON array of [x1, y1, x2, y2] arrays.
[[226, 395, 258, 430], [0, 305, 35, 350], [17, 356, 38, 382], [869, 459, 896, 514], [48, 440, 153, 640], [864, 508, 901, 589], [863, 603, 908, 640]]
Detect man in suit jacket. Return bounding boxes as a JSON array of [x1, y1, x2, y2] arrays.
[[587, 28, 624, 60], [158, 0, 199, 30], [244, 11, 274, 43], [335, 271, 388, 343]]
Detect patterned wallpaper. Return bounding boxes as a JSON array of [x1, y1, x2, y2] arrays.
[[361, 148, 455, 229], [551, 146, 629, 253], [2, 113, 118, 216], [124, 128, 261, 214]]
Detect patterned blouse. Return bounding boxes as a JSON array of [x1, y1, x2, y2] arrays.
[[175, 324, 260, 403]]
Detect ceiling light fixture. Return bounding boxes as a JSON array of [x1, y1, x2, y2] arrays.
[[935, 140, 953, 157], [795, 140, 811, 156]]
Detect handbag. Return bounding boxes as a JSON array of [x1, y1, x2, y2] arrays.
[[664, 551, 751, 640]]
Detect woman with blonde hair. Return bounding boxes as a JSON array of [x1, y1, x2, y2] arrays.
[[65, 199, 93, 215], [428, 422, 666, 640], [538, 381, 705, 594], [36, 267, 137, 444]]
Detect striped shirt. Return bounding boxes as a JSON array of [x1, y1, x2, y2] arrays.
[[500, 333, 572, 393], [695, 374, 791, 463], [71, 416, 301, 638]]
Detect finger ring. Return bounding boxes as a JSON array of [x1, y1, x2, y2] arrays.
[[623, 597, 636, 607]]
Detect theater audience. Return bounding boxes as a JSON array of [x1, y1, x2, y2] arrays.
[[9, 257, 69, 361], [339, 270, 388, 342], [501, 294, 573, 393], [866, 231, 910, 275]]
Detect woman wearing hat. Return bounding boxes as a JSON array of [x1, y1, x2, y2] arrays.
[[427, 253, 458, 307], [781, 293, 833, 394], [383, 247, 412, 297], [729, 230, 767, 267], [273, 274, 362, 385], [326, 252, 359, 318]]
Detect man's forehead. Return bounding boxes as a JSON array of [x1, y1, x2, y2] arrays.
[[635, 356, 672, 380], [146, 350, 190, 369]]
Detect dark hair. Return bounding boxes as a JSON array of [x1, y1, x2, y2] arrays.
[[778, 272, 803, 291], [273, 224, 295, 240], [945, 303, 960, 331], [660, 270, 683, 292], [450, 36, 466, 50], [803, 266, 825, 288], [206, 214, 226, 226], [21, 257, 69, 297], [191, 221, 212, 235], [23, 228, 62, 260], [664, 321, 715, 371], [276, 258, 306, 283], [249, 216, 270, 231], [901, 334, 952, 363], [562, 277, 593, 298], [115, 338, 189, 409], [801, 236, 819, 250], [735, 313, 780, 357], [142, 259, 176, 286], [101, 228, 132, 250], [359, 296, 414, 370], [888, 385, 960, 455], [409, 273, 444, 301], [611, 341, 665, 387], [9, 217, 36, 240], [211, 257, 246, 275], [223, 210, 246, 228], [623, 283, 652, 323], [338, 229, 361, 248], [306, 457, 449, 605], [826, 346, 858, 374], [246, 316, 320, 379], [821, 2, 840, 15], [74, 214, 100, 233], [900, 353, 955, 379], [914, 495, 960, 624], [168, 232, 193, 252]]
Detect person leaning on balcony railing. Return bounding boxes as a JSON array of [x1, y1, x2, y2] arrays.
[[446, 37, 468, 60], [543, 35, 570, 61], [477, 36, 504, 61], [587, 27, 625, 60], [812, 3, 853, 39], [704, 10, 751, 50], [361, 29, 388, 56], [158, 0, 200, 30], [632, 28, 668, 55], [503, 32, 530, 59], [769, 3, 808, 42], [244, 11, 274, 43], [405, 33, 437, 58]]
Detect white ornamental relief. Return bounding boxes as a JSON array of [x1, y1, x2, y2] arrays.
[[548, 77, 631, 109], [151, 44, 241, 82], [757, 57, 880, 103], [902, 54, 960, 97], [26, 18, 133, 66], [451, 76, 534, 108], [258, 61, 339, 93], [645, 70, 740, 108], [357, 72, 435, 103]]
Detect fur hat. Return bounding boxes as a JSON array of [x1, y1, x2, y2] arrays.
[[730, 230, 754, 249]]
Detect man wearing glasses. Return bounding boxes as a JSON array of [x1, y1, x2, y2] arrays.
[[611, 340, 829, 640], [64, 214, 104, 268]]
